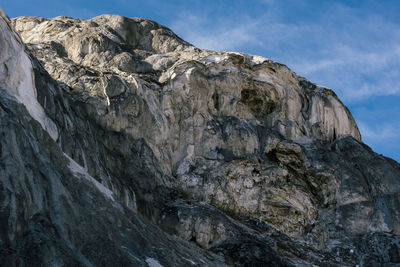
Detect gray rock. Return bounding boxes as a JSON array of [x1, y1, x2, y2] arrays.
[[0, 8, 399, 266]]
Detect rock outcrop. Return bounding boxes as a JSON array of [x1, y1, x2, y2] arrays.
[[1, 8, 400, 266]]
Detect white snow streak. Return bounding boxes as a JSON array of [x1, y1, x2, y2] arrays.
[[65, 153, 115, 201], [15, 52, 59, 141], [145, 258, 164, 267]]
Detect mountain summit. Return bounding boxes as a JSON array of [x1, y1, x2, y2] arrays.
[[1, 9, 400, 266]]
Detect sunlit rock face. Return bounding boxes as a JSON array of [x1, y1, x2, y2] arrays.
[[0, 9, 229, 267], [12, 14, 361, 175], [1, 9, 400, 266]]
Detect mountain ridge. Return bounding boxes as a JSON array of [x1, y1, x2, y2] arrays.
[[1, 9, 400, 266]]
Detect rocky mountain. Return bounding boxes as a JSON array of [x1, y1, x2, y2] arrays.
[[1, 8, 400, 266]]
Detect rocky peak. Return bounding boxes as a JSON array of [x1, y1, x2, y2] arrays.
[[12, 14, 192, 65], [13, 14, 361, 176], [1, 8, 399, 266]]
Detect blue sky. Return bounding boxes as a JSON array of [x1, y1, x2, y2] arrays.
[[2, 0, 400, 162]]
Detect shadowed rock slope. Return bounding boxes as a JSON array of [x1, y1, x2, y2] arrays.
[[1, 9, 400, 266]]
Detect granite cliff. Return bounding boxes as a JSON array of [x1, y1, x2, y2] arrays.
[[1, 8, 400, 266]]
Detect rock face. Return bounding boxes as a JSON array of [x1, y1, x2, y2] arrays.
[[1, 8, 400, 266]]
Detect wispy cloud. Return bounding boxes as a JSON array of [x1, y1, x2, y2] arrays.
[[290, 44, 400, 101], [357, 120, 400, 161], [169, 2, 400, 103], [171, 14, 265, 51], [358, 121, 399, 141]]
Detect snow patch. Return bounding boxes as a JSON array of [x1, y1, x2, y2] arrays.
[[316, 84, 330, 90], [251, 55, 267, 65], [0, 13, 58, 141], [15, 52, 59, 141], [145, 258, 164, 267], [65, 153, 115, 201]]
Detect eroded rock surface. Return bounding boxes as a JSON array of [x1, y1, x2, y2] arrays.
[[1, 9, 400, 266]]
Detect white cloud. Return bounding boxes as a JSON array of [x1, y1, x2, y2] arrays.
[[358, 121, 398, 142]]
